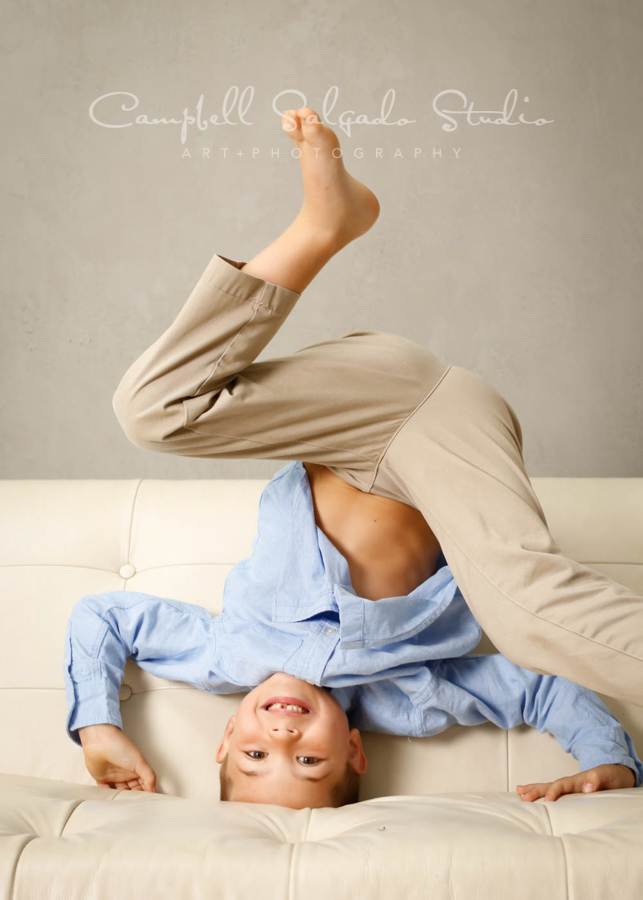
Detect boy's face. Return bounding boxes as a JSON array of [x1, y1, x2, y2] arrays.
[[215, 672, 367, 808]]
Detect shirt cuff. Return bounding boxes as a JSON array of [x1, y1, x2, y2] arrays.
[[578, 741, 643, 787], [66, 677, 123, 747]]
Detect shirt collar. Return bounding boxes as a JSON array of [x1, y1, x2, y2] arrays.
[[271, 463, 338, 623], [272, 463, 461, 646]]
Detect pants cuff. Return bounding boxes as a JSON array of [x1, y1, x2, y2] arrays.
[[202, 253, 302, 316]]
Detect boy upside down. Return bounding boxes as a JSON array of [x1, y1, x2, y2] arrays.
[[64, 108, 643, 809]]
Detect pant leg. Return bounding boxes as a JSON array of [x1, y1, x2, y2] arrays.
[[112, 253, 450, 490], [372, 364, 643, 707]]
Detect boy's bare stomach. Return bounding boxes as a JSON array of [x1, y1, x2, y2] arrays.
[[303, 462, 442, 602]]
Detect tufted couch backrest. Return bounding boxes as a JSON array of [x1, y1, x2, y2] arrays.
[[1, 477, 641, 801]]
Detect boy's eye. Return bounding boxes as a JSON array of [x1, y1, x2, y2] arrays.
[[244, 751, 320, 765]]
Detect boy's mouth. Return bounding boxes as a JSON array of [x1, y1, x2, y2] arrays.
[[262, 696, 311, 715]]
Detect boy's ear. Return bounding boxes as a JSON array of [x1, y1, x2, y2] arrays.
[[215, 715, 236, 763], [348, 728, 368, 776]]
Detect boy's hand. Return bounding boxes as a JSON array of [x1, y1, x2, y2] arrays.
[[78, 724, 157, 792], [516, 763, 636, 802]]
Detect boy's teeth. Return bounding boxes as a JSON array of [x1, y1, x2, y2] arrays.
[[266, 702, 307, 712]]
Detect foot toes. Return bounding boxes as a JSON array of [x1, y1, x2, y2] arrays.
[[298, 108, 330, 144], [297, 106, 322, 126], [282, 110, 302, 140]]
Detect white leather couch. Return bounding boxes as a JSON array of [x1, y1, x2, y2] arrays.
[[1, 476, 642, 899]]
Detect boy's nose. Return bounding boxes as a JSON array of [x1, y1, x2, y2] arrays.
[[270, 723, 301, 739]]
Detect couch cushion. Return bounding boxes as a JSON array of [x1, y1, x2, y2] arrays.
[[2, 773, 642, 899]]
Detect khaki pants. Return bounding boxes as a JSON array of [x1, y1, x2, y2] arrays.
[[113, 253, 643, 706]]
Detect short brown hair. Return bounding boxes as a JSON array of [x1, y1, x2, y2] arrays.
[[219, 754, 360, 807], [329, 760, 360, 806]]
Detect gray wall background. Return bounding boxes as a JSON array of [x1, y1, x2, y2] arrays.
[[2, 0, 641, 480]]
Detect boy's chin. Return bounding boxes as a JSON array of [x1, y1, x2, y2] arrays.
[[260, 672, 327, 694], [263, 672, 311, 685]]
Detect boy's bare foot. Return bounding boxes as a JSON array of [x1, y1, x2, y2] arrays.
[[236, 108, 379, 293], [281, 107, 380, 248]]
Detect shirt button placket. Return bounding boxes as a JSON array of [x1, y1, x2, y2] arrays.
[[302, 623, 338, 686]]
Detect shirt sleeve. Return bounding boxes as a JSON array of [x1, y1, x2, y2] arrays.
[[417, 653, 643, 787], [63, 590, 226, 747]]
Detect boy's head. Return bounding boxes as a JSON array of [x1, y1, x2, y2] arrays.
[[216, 672, 367, 808]]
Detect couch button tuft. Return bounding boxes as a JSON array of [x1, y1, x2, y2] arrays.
[[119, 684, 133, 701], [119, 563, 136, 579]]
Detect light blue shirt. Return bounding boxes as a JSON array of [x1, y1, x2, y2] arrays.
[[64, 460, 643, 785]]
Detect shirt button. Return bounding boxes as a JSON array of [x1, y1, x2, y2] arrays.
[[324, 626, 336, 636], [119, 563, 136, 579]]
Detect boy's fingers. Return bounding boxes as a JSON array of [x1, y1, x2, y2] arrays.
[[518, 780, 568, 801], [544, 784, 563, 800], [518, 770, 615, 802], [582, 771, 601, 792], [135, 758, 157, 792], [517, 782, 545, 801], [516, 783, 537, 793], [545, 777, 574, 800], [546, 775, 589, 800]]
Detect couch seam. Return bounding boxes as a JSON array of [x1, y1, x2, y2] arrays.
[[0, 564, 148, 572], [0, 685, 201, 694], [542, 799, 555, 837], [542, 798, 569, 900], [556, 831, 571, 900], [287, 838, 297, 900], [0, 559, 638, 569], [124, 479, 143, 573], [9, 835, 36, 900], [285, 810, 312, 893], [59, 799, 84, 836], [303, 809, 312, 840]]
